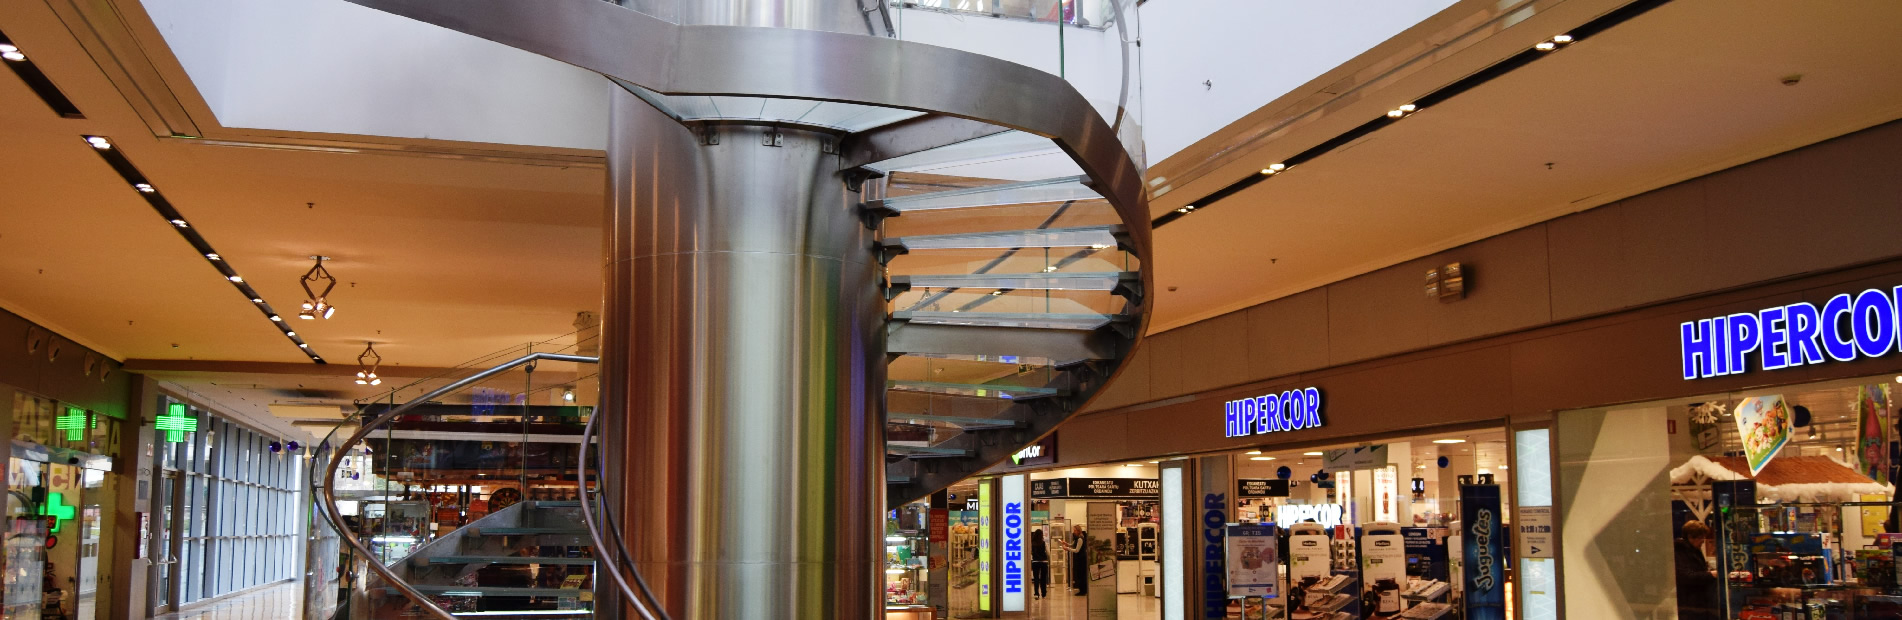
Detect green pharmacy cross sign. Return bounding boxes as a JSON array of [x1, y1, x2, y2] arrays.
[[157, 403, 198, 442], [38, 491, 73, 533], [56, 407, 89, 441]]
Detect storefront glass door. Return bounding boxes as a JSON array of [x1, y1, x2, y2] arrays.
[[4, 458, 47, 620]]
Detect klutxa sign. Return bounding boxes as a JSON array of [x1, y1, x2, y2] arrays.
[[1681, 286, 1902, 380], [1224, 387, 1324, 438]]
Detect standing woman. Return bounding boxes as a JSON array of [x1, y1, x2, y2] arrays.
[[1067, 524, 1089, 595], [1030, 528, 1051, 599]]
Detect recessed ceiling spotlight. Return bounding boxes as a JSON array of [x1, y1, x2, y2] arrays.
[[285, 331, 295, 337], [1387, 103, 1420, 118], [84, 136, 111, 150], [563, 388, 575, 402], [298, 343, 309, 348], [1535, 41, 1557, 51], [1551, 34, 1573, 44], [206, 253, 221, 261], [1432, 438, 1466, 444], [170, 219, 189, 228], [226, 275, 242, 282], [1, 51, 22, 62], [250, 298, 264, 303], [0, 44, 17, 53], [134, 183, 155, 193], [269, 315, 282, 322]]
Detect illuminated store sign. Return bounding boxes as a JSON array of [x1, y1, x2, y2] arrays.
[[1224, 387, 1323, 438], [1001, 475, 1026, 611], [157, 402, 198, 442], [1681, 286, 1901, 380]]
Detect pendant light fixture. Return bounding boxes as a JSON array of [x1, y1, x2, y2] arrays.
[[300, 255, 339, 320], [355, 342, 382, 386]]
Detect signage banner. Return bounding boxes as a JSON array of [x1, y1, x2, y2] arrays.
[[1197, 456, 1232, 619], [978, 481, 991, 612], [1224, 387, 1324, 438], [1275, 503, 1344, 529], [1010, 433, 1059, 467], [1321, 445, 1389, 473], [1224, 524, 1279, 598], [1856, 385, 1890, 484], [1460, 484, 1505, 620], [1087, 502, 1119, 620], [1002, 475, 1026, 611], [928, 509, 949, 542], [1679, 286, 1902, 380], [1031, 477, 1161, 499], [1518, 506, 1554, 559], [1733, 395, 1792, 476], [1237, 479, 1290, 498]]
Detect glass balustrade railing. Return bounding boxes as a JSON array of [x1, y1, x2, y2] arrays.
[[305, 333, 600, 619]]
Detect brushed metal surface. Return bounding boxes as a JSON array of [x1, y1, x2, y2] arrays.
[[624, 0, 872, 33], [600, 90, 885, 619]]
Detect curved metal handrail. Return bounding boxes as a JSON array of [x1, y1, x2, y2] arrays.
[[315, 352, 605, 620]]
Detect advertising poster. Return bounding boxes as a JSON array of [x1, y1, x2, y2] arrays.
[[1002, 475, 1026, 612], [1402, 527, 1449, 582], [978, 482, 991, 611], [1857, 385, 1891, 484], [1460, 484, 1505, 620], [1086, 502, 1119, 620], [1287, 524, 1332, 583], [1321, 445, 1388, 473], [1360, 524, 1406, 615], [1733, 395, 1792, 476], [1225, 524, 1280, 598]]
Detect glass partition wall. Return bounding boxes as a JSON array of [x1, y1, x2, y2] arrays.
[[151, 395, 305, 611]]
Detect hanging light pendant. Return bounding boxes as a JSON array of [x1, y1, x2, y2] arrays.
[[355, 342, 382, 386], [301, 255, 339, 319]]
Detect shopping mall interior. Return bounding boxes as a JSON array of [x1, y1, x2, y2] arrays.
[[1, 0, 1901, 619]]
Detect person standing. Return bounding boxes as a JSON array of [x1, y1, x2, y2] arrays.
[[1675, 520, 1721, 620], [1031, 528, 1051, 598], [1067, 524, 1089, 595]]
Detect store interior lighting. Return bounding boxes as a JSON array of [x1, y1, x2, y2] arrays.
[[299, 256, 339, 319], [355, 342, 382, 386], [1432, 439, 1467, 444], [1250, 456, 1275, 461]]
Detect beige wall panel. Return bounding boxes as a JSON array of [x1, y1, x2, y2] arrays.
[[1246, 288, 1330, 379], [1086, 342, 1152, 412], [1545, 203, 1627, 319], [1145, 327, 1188, 400], [1176, 311, 1252, 393], [1421, 225, 1554, 345], [1704, 123, 1902, 283], [1327, 260, 1434, 364], [1051, 410, 1130, 465]]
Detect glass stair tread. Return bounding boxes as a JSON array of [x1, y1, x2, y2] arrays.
[[863, 129, 1058, 173], [469, 527, 590, 536], [883, 225, 1122, 251], [530, 500, 580, 508], [393, 585, 586, 598], [887, 413, 1022, 429], [425, 556, 595, 566], [870, 175, 1099, 212], [887, 473, 913, 484], [890, 271, 1135, 291], [887, 380, 1064, 399], [891, 311, 1120, 330], [886, 444, 973, 458]]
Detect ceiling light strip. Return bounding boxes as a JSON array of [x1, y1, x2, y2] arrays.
[[0, 28, 83, 119], [77, 135, 326, 364], [1153, 0, 1675, 228]]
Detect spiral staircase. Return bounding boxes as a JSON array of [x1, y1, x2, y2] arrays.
[[309, 0, 1151, 616]]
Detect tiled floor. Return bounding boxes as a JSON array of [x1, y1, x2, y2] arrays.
[[151, 582, 302, 620]]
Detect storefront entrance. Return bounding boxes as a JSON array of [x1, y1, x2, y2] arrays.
[[4, 446, 111, 620]]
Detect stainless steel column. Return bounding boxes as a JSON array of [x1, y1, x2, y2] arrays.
[[599, 85, 886, 618]]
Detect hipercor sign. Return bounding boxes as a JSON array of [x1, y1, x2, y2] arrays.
[[1681, 286, 1902, 380], [1224, 387, 1323, 438]]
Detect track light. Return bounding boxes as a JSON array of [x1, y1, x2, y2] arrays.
[[134, 183, 155, 193], [226, 275, 242, 283], [1, 46, 22, 62], [251, 298, 264, 303], [171, 219, 189, 228], [355, 342, 382, 386], [206, 253, 221, 261], [300, 256, 338, 320], [1552, 34, 1573, 44], [84, 136, 111, 150], [1176, 205, 1197, 214], [1386, 104, 1419, 119], [284, 331, 295, 337], [269, 315, 282, 322]]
